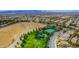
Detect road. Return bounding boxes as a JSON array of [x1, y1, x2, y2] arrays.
[[48, 31, 61, 48]]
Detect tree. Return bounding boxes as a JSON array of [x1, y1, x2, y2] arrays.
[[76, 39, 79, 47], [24, 34, 27, 40], [21, 44, 24, 47]]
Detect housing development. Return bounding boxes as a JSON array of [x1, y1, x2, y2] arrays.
[[0, 10, 79, 48]]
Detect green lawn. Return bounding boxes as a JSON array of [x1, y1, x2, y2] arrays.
[[19, 31, 49, 48], [16, 27, 57, 48]]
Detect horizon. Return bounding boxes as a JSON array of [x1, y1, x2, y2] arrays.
[[0, 10, 79, 12], [0, 10, 79, 15]]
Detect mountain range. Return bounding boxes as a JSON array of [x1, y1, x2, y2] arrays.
[[0, 10, 79, 15]]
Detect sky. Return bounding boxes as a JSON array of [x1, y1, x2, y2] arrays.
[[0, 10, 79, 14], [0, 10, 79, 12]]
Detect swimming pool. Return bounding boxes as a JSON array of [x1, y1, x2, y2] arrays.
[[45, 28, 56, 33]]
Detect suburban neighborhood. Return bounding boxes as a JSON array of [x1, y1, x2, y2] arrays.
[[0, 10, 79, 48]]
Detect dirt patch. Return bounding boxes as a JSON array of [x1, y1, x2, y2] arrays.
[[0, 22, 46, 48]]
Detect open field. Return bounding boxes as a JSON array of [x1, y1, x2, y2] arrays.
[[0, 22, 46, 48]]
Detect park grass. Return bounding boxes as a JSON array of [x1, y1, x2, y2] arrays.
[[18, 27, 57, 48], [20, 31, 49, 48]]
